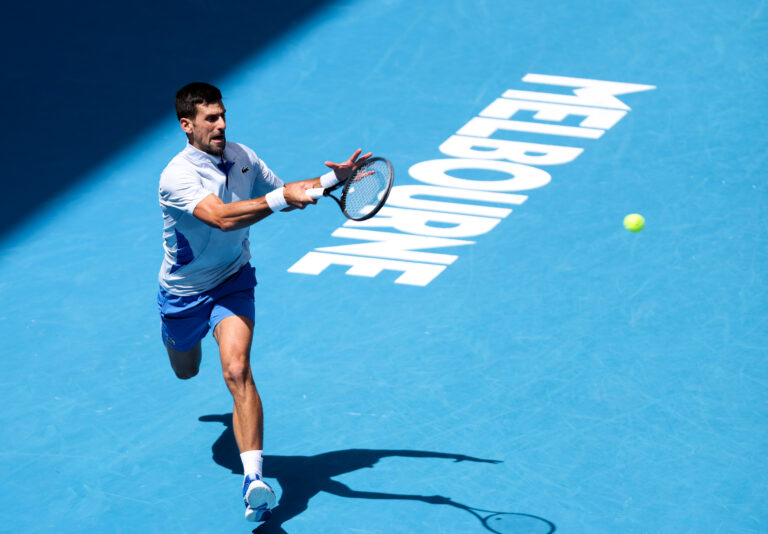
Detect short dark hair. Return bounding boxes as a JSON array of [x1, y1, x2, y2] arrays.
[[175, 82, 222, 120]]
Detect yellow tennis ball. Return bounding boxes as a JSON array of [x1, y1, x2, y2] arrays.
[[623, 213, 645, 232]]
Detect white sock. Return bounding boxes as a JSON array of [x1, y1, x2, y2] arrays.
[[240, 450, 263, 479]]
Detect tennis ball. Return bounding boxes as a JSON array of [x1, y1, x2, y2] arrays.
[[623, 213, 645, 232]]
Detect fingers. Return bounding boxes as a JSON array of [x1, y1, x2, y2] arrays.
[[349, 148, 363, 162], [352, 150, 372, 166], [299, 186, 318, 205], [283, 182, 318, 208], [303, 182, 320, 204], [325, 149, 373, 175]]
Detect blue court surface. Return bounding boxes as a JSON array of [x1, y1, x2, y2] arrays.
[[1, 1, 766, 532]]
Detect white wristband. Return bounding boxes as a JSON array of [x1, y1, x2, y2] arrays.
[[320, 170, 339, 189], [265, 187, 289, 212]]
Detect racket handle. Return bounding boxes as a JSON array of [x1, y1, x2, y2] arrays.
[[306, 188, 325, 199]]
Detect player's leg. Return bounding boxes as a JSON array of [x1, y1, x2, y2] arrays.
[[164, 342, 202, 379], [208, 264, 263, 450], [213, 314, 263, 451], [213, 313, 275, 521], [208, 264, 274, 522]]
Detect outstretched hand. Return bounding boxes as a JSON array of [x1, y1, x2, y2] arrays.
[[325, 149, 373, 183]]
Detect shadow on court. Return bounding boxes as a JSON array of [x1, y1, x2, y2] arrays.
[[0, 0, 338, 241], [199, 414, 556, 533]]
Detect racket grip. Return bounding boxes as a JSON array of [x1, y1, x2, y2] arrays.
[[305, 188, 325, 199]]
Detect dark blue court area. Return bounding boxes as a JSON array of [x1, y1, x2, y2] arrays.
[[1, 1, 766, 532]]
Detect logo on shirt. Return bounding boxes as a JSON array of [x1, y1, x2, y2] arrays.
[[242, 166, 250, 173]]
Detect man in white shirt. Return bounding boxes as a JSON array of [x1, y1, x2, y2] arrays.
[[158, 82, 370, 522]]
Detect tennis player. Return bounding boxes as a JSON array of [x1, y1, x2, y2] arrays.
[[157, 82, 370, 522]]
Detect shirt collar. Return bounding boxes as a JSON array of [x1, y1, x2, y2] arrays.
[[182, 142, 230, 166]]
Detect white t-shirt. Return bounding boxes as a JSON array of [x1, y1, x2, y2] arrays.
[[158, 142, 283, 296]]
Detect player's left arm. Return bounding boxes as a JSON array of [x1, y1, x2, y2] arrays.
[[273, 148, 373, 190]]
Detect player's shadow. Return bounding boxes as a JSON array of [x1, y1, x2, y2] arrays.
[[199, 414, 556, 533]]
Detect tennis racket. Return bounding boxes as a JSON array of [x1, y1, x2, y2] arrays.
[[306, 157, 394, 221], [461, 506, 555, 534], [423, 495, 555, 534]]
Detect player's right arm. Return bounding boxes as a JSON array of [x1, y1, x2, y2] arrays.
[[193, 181, 317, 232]]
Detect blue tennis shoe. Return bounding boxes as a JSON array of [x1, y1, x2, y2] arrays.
[[243, 474, 276, 522]]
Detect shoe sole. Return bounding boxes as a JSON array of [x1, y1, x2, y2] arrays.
[[246, 481, 277, 510]]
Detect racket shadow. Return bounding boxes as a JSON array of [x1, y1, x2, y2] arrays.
[[198, 414, 555, 533]]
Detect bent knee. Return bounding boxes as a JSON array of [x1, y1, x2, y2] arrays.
[[166, 343, 202, 381], [173, 366, 200, 380], [222, 361, 252, 386]]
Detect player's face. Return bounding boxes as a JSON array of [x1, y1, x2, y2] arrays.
[[181, 101, 227, 156]]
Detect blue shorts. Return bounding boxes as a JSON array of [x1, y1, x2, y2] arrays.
[[158, 263, 257, 351]]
